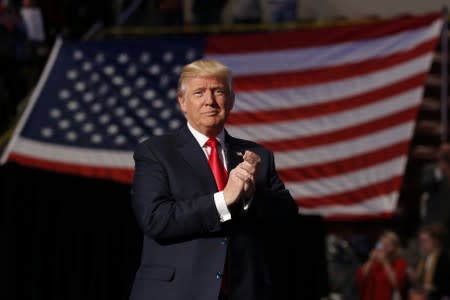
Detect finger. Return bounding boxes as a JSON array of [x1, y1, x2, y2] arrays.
[[244, 150, 260, 160], [235, 169, 255, 185], [243, 150, 257, 163], [243, 150, 261, 166], [239, 161, 256, 175], [234, 173, 249, 186], [233, 164, 251, 176], [233, 168, 252, 182]]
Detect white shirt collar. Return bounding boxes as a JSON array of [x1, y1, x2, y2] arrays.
[[187, 122, 225, 148]]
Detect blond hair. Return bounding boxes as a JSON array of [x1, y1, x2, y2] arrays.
[[177, 60, 233, 95], [381, 231, 402, 259]]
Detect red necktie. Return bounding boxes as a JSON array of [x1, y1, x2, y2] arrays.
[[206, 137, 228, 191], [206, 137, 229, 294]]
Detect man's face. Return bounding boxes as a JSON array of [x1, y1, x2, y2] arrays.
[[178, 76, 234, 136], [419, 232, 436, 255]]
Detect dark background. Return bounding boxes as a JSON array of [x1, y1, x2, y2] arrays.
[[0, 163, 141, 300], [0, 162, 329, 300]]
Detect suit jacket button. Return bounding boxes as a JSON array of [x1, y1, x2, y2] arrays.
[[216, 272, 223, 280]]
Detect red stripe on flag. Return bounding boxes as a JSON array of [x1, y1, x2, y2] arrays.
[[228, 73, 426, 125], [279, 141, 410, 182], [295, 176, 403, 208], [206, 13, 440, 54], [8, 153, 134, 183], [321, 211, 394, 222], [232, 39, 436, 92], [261, 107, 418, 152]]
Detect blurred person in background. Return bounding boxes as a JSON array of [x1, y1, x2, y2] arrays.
[[158, 0, 183, 26], [0, 1, 28, 133], [356, 231, 407, 300], [421, 144, 450, 227], [408, 224, 450, 300], [231, 0, 261, 24], [193, 0, 228, 25], [267, 0, 297, 23]]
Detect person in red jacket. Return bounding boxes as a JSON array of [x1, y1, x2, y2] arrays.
[[356, 231, 407, 300]]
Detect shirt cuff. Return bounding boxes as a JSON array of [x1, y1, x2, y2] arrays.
[[214, 191, 231, 222]]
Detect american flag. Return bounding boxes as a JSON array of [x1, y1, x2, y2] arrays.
[[1, 13, 442, 220]]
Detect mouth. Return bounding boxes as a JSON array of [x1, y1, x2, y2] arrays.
[[202, 111, 220, 116]]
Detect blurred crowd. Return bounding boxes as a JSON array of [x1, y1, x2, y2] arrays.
[[0, 0, 115, 134], [132, 0, 298, 26], [327, 144, 450, 300], [356, 227, 450, 300], [421, 144, 450, 231]]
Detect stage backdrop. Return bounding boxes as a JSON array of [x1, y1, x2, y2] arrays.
[[0, 12, 443, 221]]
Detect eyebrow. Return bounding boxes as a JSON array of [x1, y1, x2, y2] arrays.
[[192, 85, 226, 91]]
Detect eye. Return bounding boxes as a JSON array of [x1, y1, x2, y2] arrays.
[[193, 90, 203, 96], [215, 89, 225, 96]]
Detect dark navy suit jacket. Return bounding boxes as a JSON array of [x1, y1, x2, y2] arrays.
[[129, 126, 297, 300]]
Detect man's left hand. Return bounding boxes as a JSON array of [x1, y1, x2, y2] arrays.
[[239, 151, 261, 198]]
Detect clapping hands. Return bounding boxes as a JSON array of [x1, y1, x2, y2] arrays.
[[223, 150, 261, 206]]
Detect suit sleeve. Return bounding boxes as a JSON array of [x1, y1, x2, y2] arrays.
[[131, 142, 222, 240], [267, 149, 288, 192], [251, 150, 298, 220]]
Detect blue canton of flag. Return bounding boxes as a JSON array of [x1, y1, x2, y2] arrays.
[[22, 38, 203, 150]]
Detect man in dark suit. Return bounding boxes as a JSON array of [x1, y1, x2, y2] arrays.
[[409, 224, 450, 300], [129, 59, 297, 300]]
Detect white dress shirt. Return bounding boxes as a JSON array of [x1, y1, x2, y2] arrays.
[[187, 123, 232, 222]]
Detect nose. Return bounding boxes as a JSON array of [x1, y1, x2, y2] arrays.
[[204, 90, 216, 105]]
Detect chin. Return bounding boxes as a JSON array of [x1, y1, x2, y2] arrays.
[[204, 124, 223, 131], [203, 118, 223, 127], [202, 121, 224, 132]]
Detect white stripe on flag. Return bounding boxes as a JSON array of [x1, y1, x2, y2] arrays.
[[274, 122, 414, 169], [12, 137, 134, 168], [299, 191, 399, 216], [232, 54, 432, 112], [285, 156, 406, 198], [207, 19, 441, 76], [227, 87, 423, 141]]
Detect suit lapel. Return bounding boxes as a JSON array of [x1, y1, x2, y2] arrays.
[[225, 131, 244, 171], [176, 126, 218, 192]]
